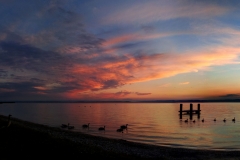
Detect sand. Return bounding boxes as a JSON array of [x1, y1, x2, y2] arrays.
[[0, 114, 240, 160]]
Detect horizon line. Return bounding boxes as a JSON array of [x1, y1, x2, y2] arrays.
[[1, 99, 240, 103]]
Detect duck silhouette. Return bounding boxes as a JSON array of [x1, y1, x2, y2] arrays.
[[116, 128, 123, 132], [223, 118, 226, 122], [61, 123, 68, 128], [120, 124, 128, 129], [232, 117, 235, 122], [82, 123, 90, 128], [67, 123, 74, 129], [99, 126, 105, 131]]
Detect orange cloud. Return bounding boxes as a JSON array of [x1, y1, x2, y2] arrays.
[[159, 83, 171, 87], [135, 92, 151, 95], [65, 90, 152, 100], [179, 82, 189, 85], [36, 23, 240, 100], [60, 44, 240, 99]]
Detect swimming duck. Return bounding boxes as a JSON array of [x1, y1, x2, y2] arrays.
[[116, 128, 123, 132], [67, 123, 74, 129], [82, 123, 90, 128], [120, 124, 128, 129], [99, 126, 105, 131]]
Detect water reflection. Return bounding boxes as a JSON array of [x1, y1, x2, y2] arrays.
[[1, 102, 240, 150]]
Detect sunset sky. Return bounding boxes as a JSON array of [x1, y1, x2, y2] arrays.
[[1, 0, 240, 101]]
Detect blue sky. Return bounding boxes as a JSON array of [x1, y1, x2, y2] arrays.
[[1, 0, 240, 101]]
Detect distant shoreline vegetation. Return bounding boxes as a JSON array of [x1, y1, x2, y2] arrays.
[[1, 99, 240, 103]]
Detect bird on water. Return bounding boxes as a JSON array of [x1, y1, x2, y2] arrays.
[[214, 118, 216, 121], [120, 124, 128, 129], [67, 123, 74, 129], [116, 128, 123, 132], [232, 117, 235, 122], [223, 118, 226, 122], [82, 123, 90, 128], [99, 126, 105, 131], [202, 118, 204, 122], [61, 123, 68, 128], [184, 119, 188, 123]]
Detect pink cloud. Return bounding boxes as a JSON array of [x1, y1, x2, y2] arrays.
[[135, 92, 151, 96], [65, 90, 134, 100], [102, 1, 229, 25], [115, 90, 132, 96], [33, 86, 48, 91], [102, 34, 138, 47], [60, 44, 240, 99]]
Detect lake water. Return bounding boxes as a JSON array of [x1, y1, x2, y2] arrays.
[[0, 102, 240, 151]]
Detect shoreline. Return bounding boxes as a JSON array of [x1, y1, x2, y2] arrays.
[[1, 114, 240, 159]]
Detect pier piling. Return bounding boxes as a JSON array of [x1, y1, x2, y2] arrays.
[[180, 104, 183, 119], [179, 103, 201, 119], [190, 103, 193, 120]]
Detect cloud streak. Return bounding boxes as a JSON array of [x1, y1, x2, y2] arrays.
[[101, 0, 230, 25], [179, 82, 190, 85]]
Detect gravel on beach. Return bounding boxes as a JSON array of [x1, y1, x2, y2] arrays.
[[0, 114, 240, 160]]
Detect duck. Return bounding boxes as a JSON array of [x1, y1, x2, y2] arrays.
[[184, 119, 188, 123], [232, 117, 235, 122], [82, 123, 90, 128], [120, 124, 128, 129], [223, 118, 226, 122], [192, 120, 195, 123], [1, 114, 12, 129], [98, 126, 105, 131], [116, 128, 123, 132], [67, 123, 74, 129], [214, 118, 216, 121], [202, 118, 204, 122], [61, 123, 68, 128]]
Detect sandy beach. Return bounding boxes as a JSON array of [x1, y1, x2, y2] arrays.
[[0, 114, 240, 160]]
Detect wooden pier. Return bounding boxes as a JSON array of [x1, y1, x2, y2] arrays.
[[179, 103, 201, 120]]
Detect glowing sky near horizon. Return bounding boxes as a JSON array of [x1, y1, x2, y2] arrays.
[[1, 0, 240, 101]]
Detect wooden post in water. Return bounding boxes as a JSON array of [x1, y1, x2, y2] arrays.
[[179, 104, 183, 119], [190, 103, 193, 120], [197, 103, 201, 119], [198, 104, 200, 112]]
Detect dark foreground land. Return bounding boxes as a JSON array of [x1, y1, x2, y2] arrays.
[[0, 115, 240, 160]]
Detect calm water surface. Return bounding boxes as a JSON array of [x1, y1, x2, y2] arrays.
[[1, 102, 240, 150]]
